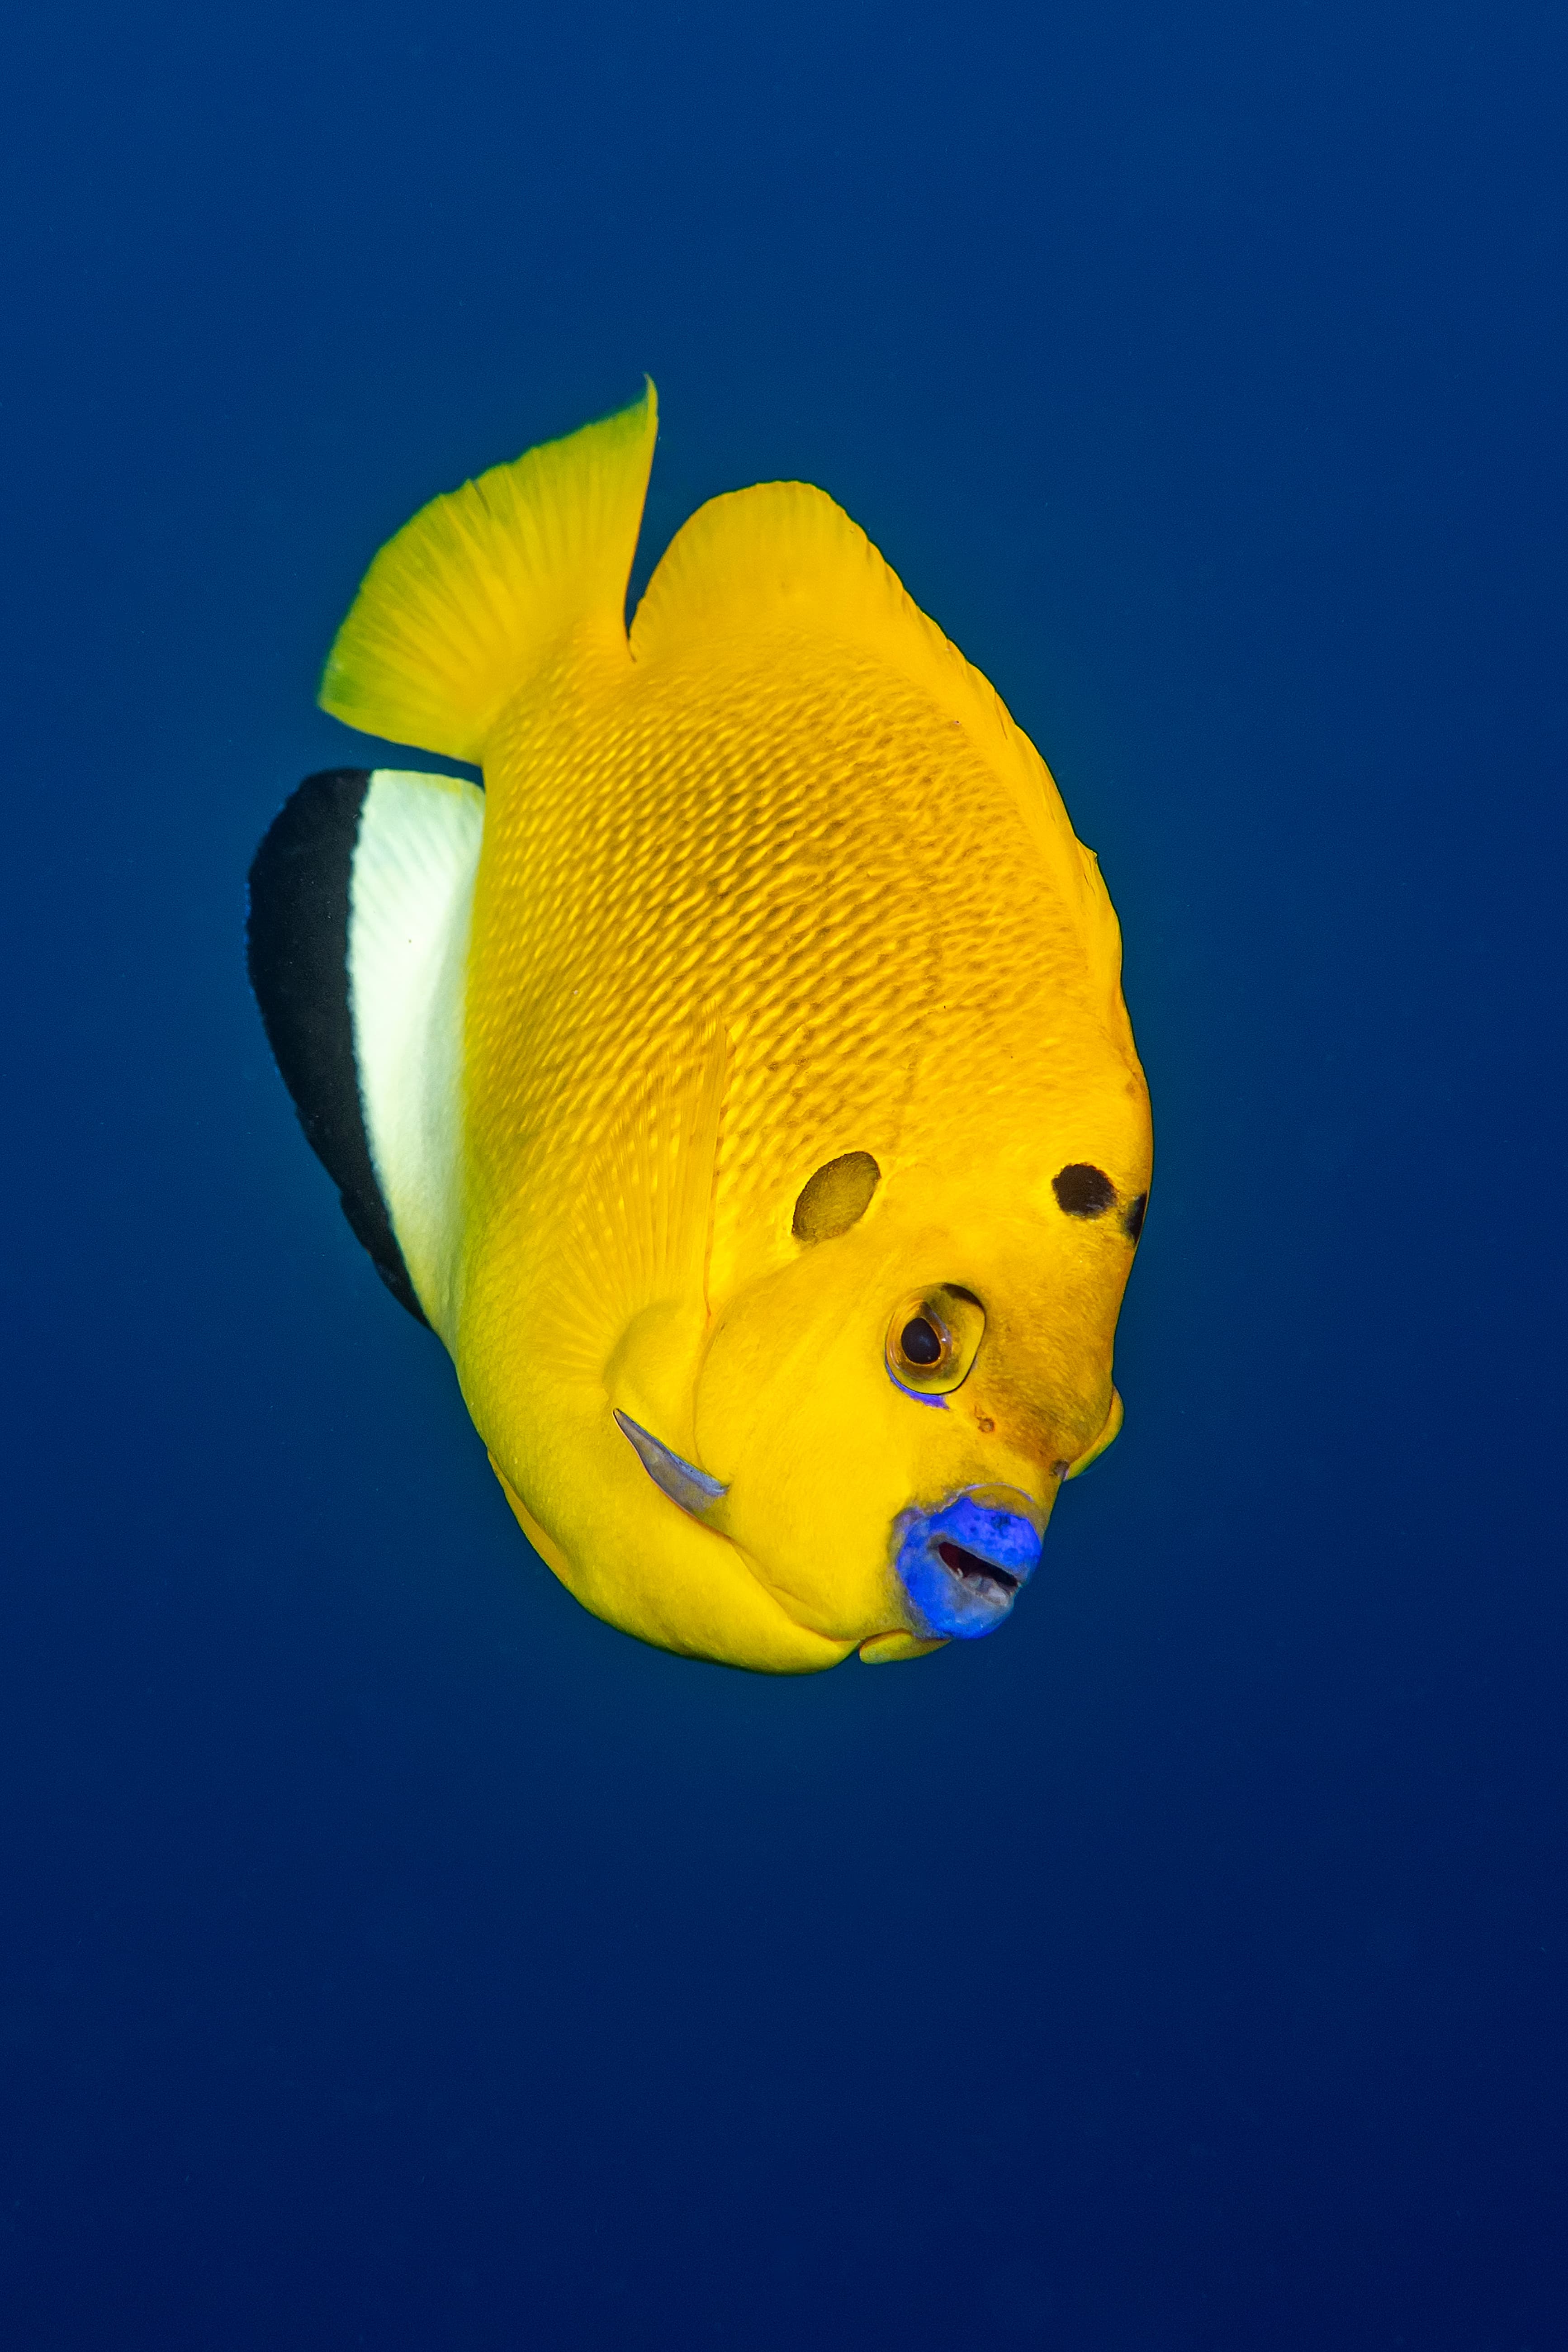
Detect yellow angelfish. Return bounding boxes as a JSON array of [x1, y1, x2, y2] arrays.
[[247, 384, 1152, 1672]]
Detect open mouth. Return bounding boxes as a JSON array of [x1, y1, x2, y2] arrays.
[[893, 1486, 1045, 1640], [936, 1541, 1021, 1598]]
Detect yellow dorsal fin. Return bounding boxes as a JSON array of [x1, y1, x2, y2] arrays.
[[631, 479, 1103, 909], [320, 384, 657, 762]]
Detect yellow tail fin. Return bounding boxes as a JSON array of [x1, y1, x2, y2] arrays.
[[320, 384, 657, 762]]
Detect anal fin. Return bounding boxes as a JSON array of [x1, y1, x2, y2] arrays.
[[248, 768, 426, 1322], [247, 765, 483, 1337]]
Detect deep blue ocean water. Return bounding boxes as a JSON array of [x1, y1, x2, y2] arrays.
[[3, 3, 1566, 2345]]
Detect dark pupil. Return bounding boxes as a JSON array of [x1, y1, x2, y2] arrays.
[[900, 1317, 942, 1367]]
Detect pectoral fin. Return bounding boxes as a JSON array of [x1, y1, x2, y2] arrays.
[[612, 1410, 729, 1529]]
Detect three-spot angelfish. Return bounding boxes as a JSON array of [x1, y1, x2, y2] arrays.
[[247, 384, 1152, 1671]]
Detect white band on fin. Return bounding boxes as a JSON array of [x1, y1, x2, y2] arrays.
[[349, 768, 483, 1340]]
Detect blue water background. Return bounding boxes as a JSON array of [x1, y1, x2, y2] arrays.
[[2, 4, 1565, 2344]]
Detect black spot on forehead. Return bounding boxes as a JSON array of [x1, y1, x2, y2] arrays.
[[793, 1150, 881, 1243], [1052, 1163, 1116, 1219], [1123, 1192, 1147, 1244]]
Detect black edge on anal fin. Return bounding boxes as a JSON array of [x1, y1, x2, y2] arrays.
[[246, 768, 429, 1327]]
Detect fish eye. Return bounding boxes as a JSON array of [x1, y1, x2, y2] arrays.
[[886, 1285, 986, 1399], [900, 1316, 942, 1366]]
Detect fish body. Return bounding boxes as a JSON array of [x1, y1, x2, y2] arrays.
[[248, 386, 1152, 1672]]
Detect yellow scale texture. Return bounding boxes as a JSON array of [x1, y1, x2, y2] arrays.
[[468, 632, 1090, 1297]]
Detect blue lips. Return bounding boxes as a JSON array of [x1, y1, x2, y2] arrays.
[[892, 1488, 1045, 1640]]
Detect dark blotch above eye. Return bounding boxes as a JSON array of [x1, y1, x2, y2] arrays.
[[793, 1150, 881, 1243], [1123, 1192, 1147, 1243], [1052, 1163, 1116, 1219], [900, 1317, 942, 1366]]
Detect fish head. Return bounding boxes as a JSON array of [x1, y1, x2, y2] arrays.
[[687, 1103, 1151, 1655]]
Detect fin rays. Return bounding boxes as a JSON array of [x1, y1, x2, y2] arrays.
[[320, 385, 657, 761]]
